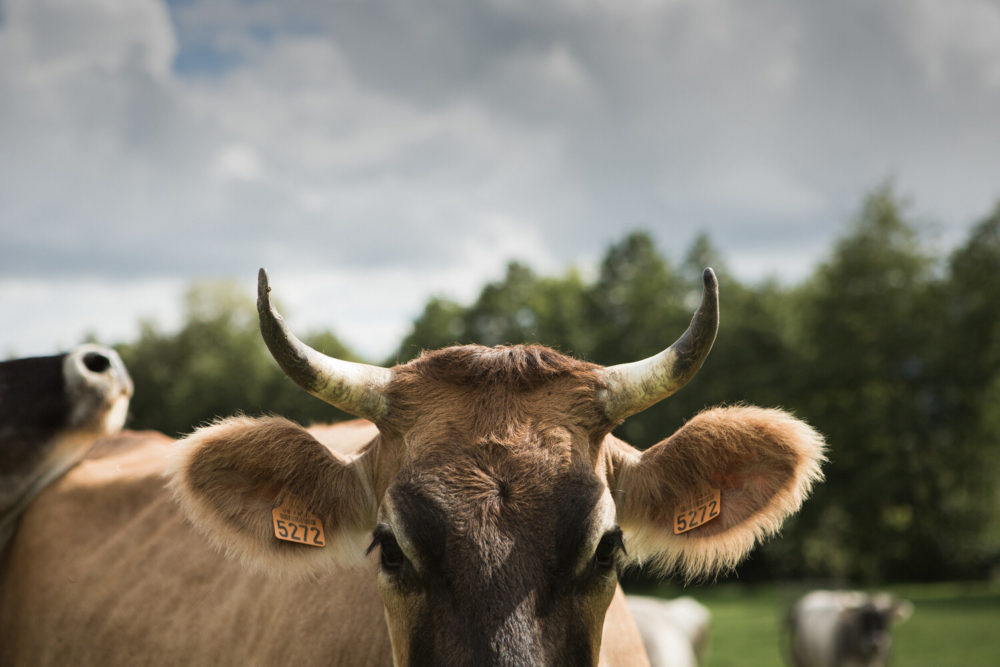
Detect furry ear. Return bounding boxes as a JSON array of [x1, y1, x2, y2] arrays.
[[168, 416, 377, 576], [611, 406, 825, 581]]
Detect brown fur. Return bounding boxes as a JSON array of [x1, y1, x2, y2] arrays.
[[394, 344, 602, 391], [383, 344, 609, 439], [0, 430, 393, 666]]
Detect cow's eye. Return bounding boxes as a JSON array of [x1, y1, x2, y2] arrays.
[[594, 527, 626, 570], [379, 536, 405, 571], [367, 524, 405, 572]]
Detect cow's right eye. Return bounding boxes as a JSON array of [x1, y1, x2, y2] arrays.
[[367, 525, 406, 573], [593, 527, 626, 571], [379, 535, 405, 571]]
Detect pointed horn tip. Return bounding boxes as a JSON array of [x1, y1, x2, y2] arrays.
[[257, 268, 273, 305], [702, 267, 718, 291]]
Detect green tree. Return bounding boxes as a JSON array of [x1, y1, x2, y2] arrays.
[[393, 297, 467, 362], [789, 186, 948, 581], [118, 281, 357, 437], [933, 203, 1000, 575], [394, 262, 592, 362]]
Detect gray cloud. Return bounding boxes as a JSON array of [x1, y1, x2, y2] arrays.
[[1, 0, 999, 357]]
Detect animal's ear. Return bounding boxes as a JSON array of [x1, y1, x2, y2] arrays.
[[610, 406, 825, 581], [874, 594, 914, 624], [168, 416, 377, 576], [892, 599, 914, 624]]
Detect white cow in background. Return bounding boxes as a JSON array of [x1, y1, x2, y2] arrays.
[[626, 595, 711, 667], [787, 590, 913, 667]]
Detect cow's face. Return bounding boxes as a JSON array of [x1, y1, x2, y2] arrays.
[[371, 365, 621, 665], [841, 595, 914, 664], [854, 604, 892, 658], [169, 269, 826, 667]]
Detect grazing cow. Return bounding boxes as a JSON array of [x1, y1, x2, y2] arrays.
[[787, 590, 914, 667], [626, 595, 711, 667], [0, 344, 132, 547], [1, 268, 825, 666]]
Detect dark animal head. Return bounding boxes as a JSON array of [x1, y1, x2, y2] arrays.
[[170, 269, 826, 667], [1, 345, 133, 543], [838, 594, 914, 664]]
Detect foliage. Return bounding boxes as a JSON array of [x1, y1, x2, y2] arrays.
[[774, 189, 999, 582], [117, 282, 355, 437]]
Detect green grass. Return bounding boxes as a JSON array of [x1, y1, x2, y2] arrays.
[[626, 580, 1000, 666]]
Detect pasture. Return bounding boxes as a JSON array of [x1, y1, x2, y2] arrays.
[[628, 580, 1000, 666]]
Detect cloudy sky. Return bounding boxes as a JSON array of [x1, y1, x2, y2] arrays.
[[2, 0, 999, 360]]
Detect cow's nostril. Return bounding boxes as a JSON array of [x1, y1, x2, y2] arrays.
[[83, 352, 112, 373]]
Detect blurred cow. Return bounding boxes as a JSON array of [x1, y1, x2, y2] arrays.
[[0, 344, 133, 547], [627, 595, 711, 667], [787, 590, 913, 667]]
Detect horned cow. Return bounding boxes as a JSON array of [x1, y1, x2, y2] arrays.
[[1, 268, 825, 666]]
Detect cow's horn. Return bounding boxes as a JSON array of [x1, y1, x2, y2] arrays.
[[257, 268, 392, 422], [598, 268, 719, 422]]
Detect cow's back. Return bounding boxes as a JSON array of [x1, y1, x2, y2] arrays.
[[0, 430, 393, 666]]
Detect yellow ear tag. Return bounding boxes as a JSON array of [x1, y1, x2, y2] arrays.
[[271, 496, 326, 547], [673, 488, 721, 535]]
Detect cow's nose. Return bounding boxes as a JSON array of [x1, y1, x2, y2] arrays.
[[82, 351, 113, 374]]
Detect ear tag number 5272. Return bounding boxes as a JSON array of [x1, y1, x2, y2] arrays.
[[272, 496, 326, 547], [673, 488, 721, 535]]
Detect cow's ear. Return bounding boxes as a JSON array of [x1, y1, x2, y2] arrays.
[[168, 416, 377, 576], [892, 599, 914, 624], [610, 406, 825, 581], [873, 594, 914, 624]]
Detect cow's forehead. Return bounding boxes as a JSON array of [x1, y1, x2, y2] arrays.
[[382, 344, 609, 436]]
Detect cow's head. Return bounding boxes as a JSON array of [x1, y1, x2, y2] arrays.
[[170, 269, 824, 667], [1, 344, 133, 545], [842, 593, 914, 664]]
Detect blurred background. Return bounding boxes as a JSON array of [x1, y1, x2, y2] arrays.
[[2, 1, 998, 664]]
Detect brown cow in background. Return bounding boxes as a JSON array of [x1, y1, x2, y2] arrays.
[[1, 268, 825, 666]]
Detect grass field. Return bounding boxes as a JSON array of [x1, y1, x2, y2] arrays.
[[626, 580, 1000, 666]]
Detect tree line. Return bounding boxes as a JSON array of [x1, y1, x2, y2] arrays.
[[115, 186, 1000, 584]]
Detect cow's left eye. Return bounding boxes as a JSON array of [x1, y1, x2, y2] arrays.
[[594, 527, 626, 570]]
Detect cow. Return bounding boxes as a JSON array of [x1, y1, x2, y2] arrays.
[[0, 344, 133, 548], [0, 268, 825, 666], [626, 595, 711, 667], [787, 590, 914, 667]]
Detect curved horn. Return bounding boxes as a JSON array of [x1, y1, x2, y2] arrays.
[[598, 268, 719, 422], [257, 268, 392, 422]]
